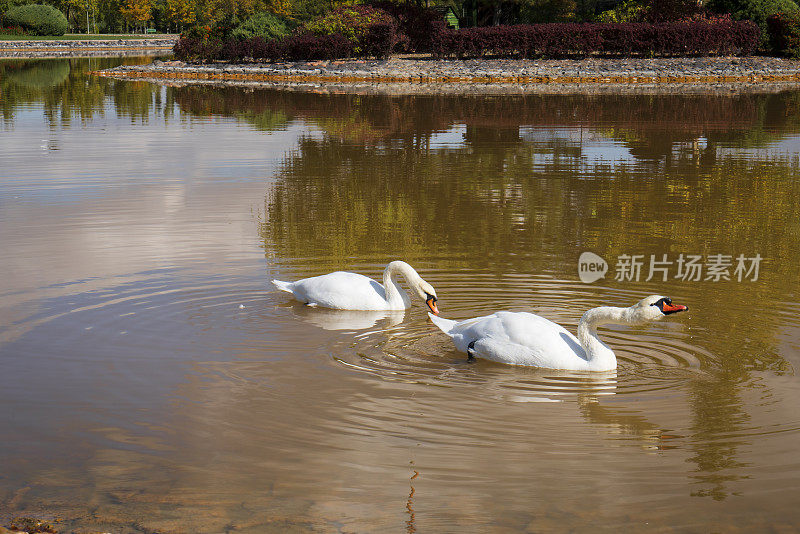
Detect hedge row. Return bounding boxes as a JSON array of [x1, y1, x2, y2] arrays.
[[430, 21, 761, 58], [174, 20, 760, 63]]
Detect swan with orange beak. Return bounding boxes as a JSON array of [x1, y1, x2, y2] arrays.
[[274, 260, 439, 314], [429, 295, 688, 371]]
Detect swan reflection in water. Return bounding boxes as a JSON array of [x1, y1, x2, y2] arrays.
[[448, 362, 619, 403], [289, 303, 406, 331], [424, 362, 680, 454]]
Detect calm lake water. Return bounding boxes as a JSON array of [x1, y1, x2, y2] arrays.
[[2, 57, 800, 533]]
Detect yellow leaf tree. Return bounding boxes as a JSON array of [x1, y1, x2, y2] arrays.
[[267, 0, 291, 17], [120, 0, 153, 31], [165, 0, 196, 30]]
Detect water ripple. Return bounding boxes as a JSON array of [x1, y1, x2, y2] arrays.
[[318, 272, 712, 403]]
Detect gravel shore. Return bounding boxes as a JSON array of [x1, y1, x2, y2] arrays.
[[94, 55, 800, 94]]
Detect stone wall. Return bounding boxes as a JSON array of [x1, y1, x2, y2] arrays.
[[0, 38, 177, 58]]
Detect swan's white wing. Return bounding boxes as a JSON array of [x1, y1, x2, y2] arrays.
[[285, 271, 391, 310], [447, 311, 590, 369], [428, 312, 458, 334], [272, 279, 294, 293]]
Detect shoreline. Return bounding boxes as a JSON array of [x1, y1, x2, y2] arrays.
[[94, 55, 800, 94], [0, 38, 177, 58], [5, 41, 800, 93]]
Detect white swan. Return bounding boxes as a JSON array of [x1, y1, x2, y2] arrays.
[[273, 260, 439, 314], [428, 295, 688, 371]]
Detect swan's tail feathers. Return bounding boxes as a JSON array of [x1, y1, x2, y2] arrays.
[[272, 279, 294, 293], [428, 312, 457, 334]]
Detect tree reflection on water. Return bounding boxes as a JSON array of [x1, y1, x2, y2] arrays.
[[0, 57, 170, 124], [4, 69, 799, 511], [212, 87, 799, 502]]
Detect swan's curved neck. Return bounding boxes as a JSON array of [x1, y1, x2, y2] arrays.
[[577, 306, 637, 368], [382, 261, 419, 307]]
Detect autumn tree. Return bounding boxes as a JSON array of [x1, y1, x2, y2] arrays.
[[165, 0, 196, 29], [120, 0, 154, 31]]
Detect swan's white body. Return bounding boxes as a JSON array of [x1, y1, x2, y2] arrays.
[[273, 261, 438, 313], [429, 295, 688, 371]]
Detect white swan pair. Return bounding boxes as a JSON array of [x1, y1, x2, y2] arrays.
[[273, 262, 689, 371]]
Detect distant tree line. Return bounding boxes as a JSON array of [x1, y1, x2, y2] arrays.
[[1, 0, 798, 51]]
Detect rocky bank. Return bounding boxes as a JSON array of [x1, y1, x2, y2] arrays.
[[94, 55, 800, 94]]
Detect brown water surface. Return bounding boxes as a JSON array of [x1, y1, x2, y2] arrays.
[[2, 58, 800, 533]]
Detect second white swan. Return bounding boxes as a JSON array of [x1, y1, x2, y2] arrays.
[[428, 295, 688, 371], [273, 260, 439, 314]]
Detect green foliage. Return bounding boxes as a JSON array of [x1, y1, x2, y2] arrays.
[[181, 18, 233, 41], [4, 4, 68, 36], [707, 0, 800, 41], [303, 5, 394, 52], [0, 0, 27, 23], [289, 0, 336, 24], [4, 59, 70, 88], [519, 0, 578, 23], [596, 0, 647, 22], [231, 11, 290, 40]]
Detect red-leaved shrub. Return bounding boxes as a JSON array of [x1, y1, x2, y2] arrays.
[[283, 32, 354, 61], [768, 12, 800, 57], [174, 19, 759, 62], [360, 22, 398, 58], [174, 37, 223, 62], [369, 1, 447, 52], [430, 21, 759, 58]]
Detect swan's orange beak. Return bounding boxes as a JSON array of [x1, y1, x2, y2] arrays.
[[663, 302, 688, 314], [426, 295, 439, 315]]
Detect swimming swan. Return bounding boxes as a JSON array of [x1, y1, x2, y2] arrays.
[[428, 295, 688, 371], [273, 260, 439, 314]]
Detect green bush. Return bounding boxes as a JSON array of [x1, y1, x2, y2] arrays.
[[303, 5, 395, 54], [4, 4, 68, 36], [596, 0, 648, 22], [707, 0, 800, 42], [520, 0, 580, 23], [232, 12, 290, 40]]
